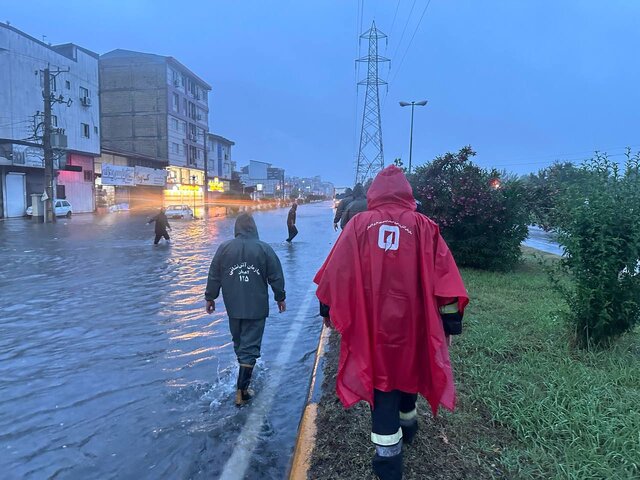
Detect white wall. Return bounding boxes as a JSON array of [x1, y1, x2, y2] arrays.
[[0, 26, 100, 156]]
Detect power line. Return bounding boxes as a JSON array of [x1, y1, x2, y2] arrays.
[[389, 0, 433, 87], [388, 0, 402, 39], [390, 0, 418, 64]]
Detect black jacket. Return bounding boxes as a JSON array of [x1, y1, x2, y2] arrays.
[[148, 212, 171, 234], [287, 207, 297, 227], [333, 192, 353, 225], [340, 184, 367, 229], [205, 214, 285, 319]]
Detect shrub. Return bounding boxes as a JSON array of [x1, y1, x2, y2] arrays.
[[411, 146, 529, 271], [552, 151, 640, 347], [522, 162, 587, 230]]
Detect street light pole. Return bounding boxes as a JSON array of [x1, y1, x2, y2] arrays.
[[399, 100, 428, 174]]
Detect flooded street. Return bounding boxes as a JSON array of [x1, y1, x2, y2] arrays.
[[0, 203, 335, 479]]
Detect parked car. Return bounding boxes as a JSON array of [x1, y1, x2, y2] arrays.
[[26, 199, 73, 218], [164, 204, 194, 219]]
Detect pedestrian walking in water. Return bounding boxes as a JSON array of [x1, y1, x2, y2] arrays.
[[285, 202, 298, 243], [205, 213, 286, 406], [340, 183, 367, 229], [147, 208, 172, 245], [315, 166, 468, 480], [333, 187, 353, 231]]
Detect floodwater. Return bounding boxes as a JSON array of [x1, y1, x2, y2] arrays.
[[523, 225, 563, 255], [0, 202, 336, 479]]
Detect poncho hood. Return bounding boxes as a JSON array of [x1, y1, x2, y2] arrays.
[[366, 165, 416, 211]]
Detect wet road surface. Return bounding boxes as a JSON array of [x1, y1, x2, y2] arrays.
[[523, 225, 562, 255], [0, 203, 336, 479]]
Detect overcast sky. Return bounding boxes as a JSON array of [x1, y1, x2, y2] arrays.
[[3, 0, 639, 185]]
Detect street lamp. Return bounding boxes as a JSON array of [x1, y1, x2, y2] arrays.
[[399, 100, 428, 174]]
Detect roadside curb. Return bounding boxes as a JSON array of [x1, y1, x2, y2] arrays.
[[288, 324, 331, 480]]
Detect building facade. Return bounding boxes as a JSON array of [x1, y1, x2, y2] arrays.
[[99, 49, 210, 212], [0, 23, 100, 217], [206, 133, 234, 193], [239, 160, 285, 198]]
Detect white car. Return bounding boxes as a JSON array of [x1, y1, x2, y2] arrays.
[[165, 204, 194, 219], [26, 199, 73, 218]]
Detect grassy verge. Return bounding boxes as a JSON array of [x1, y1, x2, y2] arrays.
[[309, 248, 640, 479]]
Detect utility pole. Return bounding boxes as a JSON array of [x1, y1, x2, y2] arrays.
[[43, 67, 55, 223], [42, 66, 70, 223], [355, 21, 389, 185]]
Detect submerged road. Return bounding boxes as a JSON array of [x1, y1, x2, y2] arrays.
[[0, 202, 336, 479]]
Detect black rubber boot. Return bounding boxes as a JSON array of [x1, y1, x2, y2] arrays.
[[400, 419, 419, 445], [235, 364, 254, 407], [372, 450, 403, 480]]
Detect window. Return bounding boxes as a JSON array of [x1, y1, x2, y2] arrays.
[[80, 86, 89, 99], [173, 93, 180, 112], [65, 80, 71, 90], [171, 118, 179, 131], [172, 142, 180, 155], [84, 171, 93, 182], [51, 115, 58, 127], [81, 123, 90, 138], [94, 126, 99, 135], [183, 98, 188, 115], [63, 201, 71, 207]]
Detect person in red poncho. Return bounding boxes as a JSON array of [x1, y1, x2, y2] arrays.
[[314, 165, 468, 480]]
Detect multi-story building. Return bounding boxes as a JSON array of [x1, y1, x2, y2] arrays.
[[99, 49, 210, 211], [238, 160, 286, 198], [0, 23, 100, 217], [206, 133, 234, 193]]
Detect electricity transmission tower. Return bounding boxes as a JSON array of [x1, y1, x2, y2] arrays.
[[355, 21, 389, 184]]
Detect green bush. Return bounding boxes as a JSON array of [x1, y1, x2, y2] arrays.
[[522, 162, 587, 230], [552, 151, 640, 347], [411, 146, 529, 271]]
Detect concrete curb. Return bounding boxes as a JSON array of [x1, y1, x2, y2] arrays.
[[288, 324, 331, 480]]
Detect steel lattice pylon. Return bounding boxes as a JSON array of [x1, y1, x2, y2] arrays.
[[355, 21, 389, 185]]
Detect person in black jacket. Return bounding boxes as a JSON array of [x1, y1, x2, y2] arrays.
[[333, 187, 353, 231], [286, 203, 298, 243], [205, 213, 286, 406], [340, 183, 367, 229], [147, 208, 172, 245]]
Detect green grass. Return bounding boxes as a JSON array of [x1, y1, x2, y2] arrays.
[[452, 249, 640, 479]]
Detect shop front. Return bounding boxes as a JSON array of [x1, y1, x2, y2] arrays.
[[165, 167, 205, 216], [96, 162, 167, 212]]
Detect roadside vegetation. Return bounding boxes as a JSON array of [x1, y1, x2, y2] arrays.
[[310, 249, 640, 479]]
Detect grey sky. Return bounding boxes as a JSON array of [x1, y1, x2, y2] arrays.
[[3, 0, 639, 185]]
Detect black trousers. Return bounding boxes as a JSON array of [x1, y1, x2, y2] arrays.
[[371, 389, 418, 446], [154, 231, 170, 244], [286, 225, 298, 241], [228, 318, 266, 366]]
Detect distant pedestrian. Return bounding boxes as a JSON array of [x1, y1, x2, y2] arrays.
[[286, 203, 298, 243], [147, 208, 172, 245], [340, 183, 367, 229], [315, 166, 468, 480], [333, 187, 353, 231], [205, 213, 286, 406]]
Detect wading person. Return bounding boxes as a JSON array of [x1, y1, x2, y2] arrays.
[[205, 213, 286, 406], [314, 166, 468, 480], [286, 202, 298, 243], [333, 187, 353, 231], [147, 207, 172, 245], [340, 182, 367, 229]]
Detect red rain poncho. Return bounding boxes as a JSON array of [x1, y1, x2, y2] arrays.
[[314, 166, 469, 415]]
